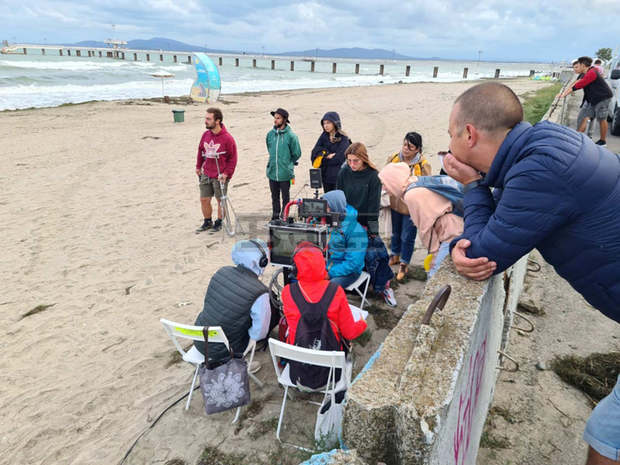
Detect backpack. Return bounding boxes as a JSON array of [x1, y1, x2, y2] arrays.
[[288, 282, 341, 389]]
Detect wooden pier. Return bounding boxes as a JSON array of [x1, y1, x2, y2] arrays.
[[1, 43, 194, 64], [0, 43, 545, 80]]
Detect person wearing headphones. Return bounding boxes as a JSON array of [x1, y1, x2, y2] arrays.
[[193, 239, 276, 371]]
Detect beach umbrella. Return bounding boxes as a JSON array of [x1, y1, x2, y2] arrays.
[[151, 72, 174, 97], [190, 53, 221, 103]]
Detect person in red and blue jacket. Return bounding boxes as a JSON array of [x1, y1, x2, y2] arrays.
[[560, 56, 613, 146]]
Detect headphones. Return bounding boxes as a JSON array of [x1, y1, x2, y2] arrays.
[[249, 239, 269, 268], [290, 241, 323, 277]]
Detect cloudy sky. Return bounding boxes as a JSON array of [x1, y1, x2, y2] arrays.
[[2, 0, 618, 61]]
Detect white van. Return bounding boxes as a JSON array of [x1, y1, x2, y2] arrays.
[[606, 57, 620, 135]]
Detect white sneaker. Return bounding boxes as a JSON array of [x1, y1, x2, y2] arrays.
[[382, 287, 397, 307]]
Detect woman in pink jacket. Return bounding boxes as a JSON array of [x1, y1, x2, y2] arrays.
[[379, 162, 464, 276]]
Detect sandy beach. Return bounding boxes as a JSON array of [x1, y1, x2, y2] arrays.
[[0, 78, 555, 465]]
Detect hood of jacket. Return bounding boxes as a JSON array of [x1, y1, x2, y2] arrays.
[[322, 189, 347, 214], [321, 111, 342, 130], [293, 245, 328, 282], [231, 239, 268, 276], [484, 121, 532, 188], [379, 162, 411, 198]]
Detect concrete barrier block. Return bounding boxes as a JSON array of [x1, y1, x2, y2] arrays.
[[341, 258, 526, 465], [344, 309, 426, 463], [343, 401, 397, 464], [429, 270, 506, 465], [394, 403, 426, 463]]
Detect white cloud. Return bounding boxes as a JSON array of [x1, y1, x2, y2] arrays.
[[3, 0, 619, 61]]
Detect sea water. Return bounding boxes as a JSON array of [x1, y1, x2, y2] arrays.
[[0, 51, 560, 111]]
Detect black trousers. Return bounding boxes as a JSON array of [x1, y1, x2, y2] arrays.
[[269, 179, 290, 219]]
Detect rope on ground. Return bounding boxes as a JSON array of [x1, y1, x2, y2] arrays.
[[118, 386, 199, 465]]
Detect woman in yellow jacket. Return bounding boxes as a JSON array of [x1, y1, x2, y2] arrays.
[[385, 132, 432, 280]]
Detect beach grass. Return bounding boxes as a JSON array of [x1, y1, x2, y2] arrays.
[[551, 352, 620, 402], [522, 82, 562, 124]]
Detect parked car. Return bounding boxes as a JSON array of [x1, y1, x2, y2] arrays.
[[606, 56, 620, 135]]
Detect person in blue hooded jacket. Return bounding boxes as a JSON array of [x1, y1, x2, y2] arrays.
[[311, 112, 352, 192], [442, 82, 620, 465], [321, 190, 368, 288]]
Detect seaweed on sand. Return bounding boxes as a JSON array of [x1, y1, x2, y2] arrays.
[[551, 352, 620, 402]]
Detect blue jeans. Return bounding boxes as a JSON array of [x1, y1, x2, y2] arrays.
[[583, 374, 620, 460], [390, 210, 417, 264], [330, 273, 359, 289]]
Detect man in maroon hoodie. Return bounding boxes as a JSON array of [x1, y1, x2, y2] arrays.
[[195, 107, 238, 233]]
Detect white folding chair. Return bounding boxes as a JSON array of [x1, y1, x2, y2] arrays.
[[160, 318, 259, 421], [345, 271, 370, 310], [268, 338, 352, 450]]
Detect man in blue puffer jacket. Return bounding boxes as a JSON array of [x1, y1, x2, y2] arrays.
[[443, 82, 620, 465]]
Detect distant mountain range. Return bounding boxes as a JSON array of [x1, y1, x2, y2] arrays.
[[72, 37, 234, 54], [71, 37, 413, 60], [284, 48, 411, 60]]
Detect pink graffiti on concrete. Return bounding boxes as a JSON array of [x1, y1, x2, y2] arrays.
[[453, 336, 488, 465]]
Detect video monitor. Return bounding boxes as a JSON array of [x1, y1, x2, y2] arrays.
[[268, 223, 327, 266], [299, 198, 328, 218]]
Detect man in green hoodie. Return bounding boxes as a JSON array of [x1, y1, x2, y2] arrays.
[[266, 108, 302, 220]]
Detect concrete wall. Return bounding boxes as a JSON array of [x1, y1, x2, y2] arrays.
[[310, 255, 528, 465]]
